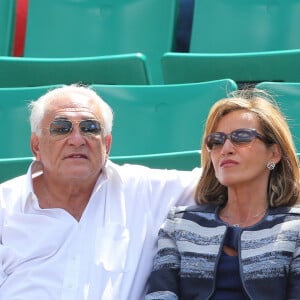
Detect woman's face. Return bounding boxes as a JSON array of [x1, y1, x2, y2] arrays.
[[209, 110, 280, 189]]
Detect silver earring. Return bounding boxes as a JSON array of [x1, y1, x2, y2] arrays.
[[267, 161, 275, 170]]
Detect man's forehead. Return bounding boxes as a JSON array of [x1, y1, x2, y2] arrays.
[[49, 92, 92, 104], [53, 106, 92, 113], [47, 93, 99, 111], [43, 95, 102, 121]]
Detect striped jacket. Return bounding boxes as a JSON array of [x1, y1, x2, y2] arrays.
[[146, 204, 300, 300]]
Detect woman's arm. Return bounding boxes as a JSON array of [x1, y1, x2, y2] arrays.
[[146, 207, 180, 300], [287, 228, 300, 299]]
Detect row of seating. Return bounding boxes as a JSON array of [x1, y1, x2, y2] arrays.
[[0, 79, 237, 158], [2, 49, 300, 87], [0, 54, 151, 86], [166, 0, 300, 86], [1, 79, 300, 177], [0, 0, 178, 84], [1, 0, 300, 85], [0, 150, 202, 183]]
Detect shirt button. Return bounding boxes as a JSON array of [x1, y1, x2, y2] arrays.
[[71, 256, 76, 261]]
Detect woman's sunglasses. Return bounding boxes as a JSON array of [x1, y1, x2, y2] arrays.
[[205, 128, 272, 151], [49, 119, 102, 137]]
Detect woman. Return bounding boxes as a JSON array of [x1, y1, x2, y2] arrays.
[[146, 89, 300, 299]]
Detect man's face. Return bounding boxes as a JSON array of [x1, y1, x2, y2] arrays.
[[31, 92, 111, 182]]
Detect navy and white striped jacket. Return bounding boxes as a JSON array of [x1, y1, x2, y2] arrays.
[[146, 204, 300, 300]]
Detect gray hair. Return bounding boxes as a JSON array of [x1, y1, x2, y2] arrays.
[[29, 84, 114, 137]]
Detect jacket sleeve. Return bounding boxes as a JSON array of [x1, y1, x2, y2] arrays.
[[145, 207, 180, 300], [287, 229, 300, 299]]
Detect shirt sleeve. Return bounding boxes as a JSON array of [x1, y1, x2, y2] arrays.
[[147, 167, 201, 230], [146, 207, 180, 300]]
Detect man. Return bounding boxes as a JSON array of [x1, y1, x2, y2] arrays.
[[0, 85, 200, 299]]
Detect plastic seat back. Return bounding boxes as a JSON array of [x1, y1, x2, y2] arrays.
[[0, 54, 150, 87], [162, 50, 300, 86], [0, 157, 33, 183], [92, 79, 237, 156], [0, 150, 201, 183], [190, 0, 300, 53], [111, 150, 201, 170], [23, 0, 177, 84], [256, 81, 300, 152], [0, 0, 15, 55], [163, 0, 300, 85], [0, 85, 61, 158]]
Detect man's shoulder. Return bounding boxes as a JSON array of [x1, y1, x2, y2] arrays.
[[0, 174, 27, 189], [0, 174, 28, 211]]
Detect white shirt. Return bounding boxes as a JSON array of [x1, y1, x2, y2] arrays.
[[0, 160, 200, 300]]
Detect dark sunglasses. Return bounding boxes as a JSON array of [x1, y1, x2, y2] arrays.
[[205, 128, 272, 151], [49, 119, 102, 137]]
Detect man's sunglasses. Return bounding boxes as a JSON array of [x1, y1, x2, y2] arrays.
[[49, 119, 102, 137], [205, 128, 272, 151]]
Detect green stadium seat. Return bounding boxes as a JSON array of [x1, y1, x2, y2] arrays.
[[162, 0, 300, 86], [92, 79, 238, 156], [190, 0, 300, 53], [0, 157, 34, 183], [23, 0, 178, 84], [162, 50, 300, 86], [0, 150, 201, 183], [0, 0, 15, 55], [256, 81, 300, 152], [0, 85, 61, 159], [111, 150, 201, 170], [0, 80, 236, 159], [0, 54, 150, 87]]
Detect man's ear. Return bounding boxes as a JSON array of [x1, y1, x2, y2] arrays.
[[30, 134, 41, 161], [105, 134, 112, 155]]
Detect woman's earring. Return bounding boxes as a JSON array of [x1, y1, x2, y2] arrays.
[[267, 161, 276, 170]]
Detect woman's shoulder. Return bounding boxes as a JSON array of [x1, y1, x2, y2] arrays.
[[169, 204, 218, 222], [269, 205, 300, 216], [290, 204, 300, 214], [265, 206, 300, 228]]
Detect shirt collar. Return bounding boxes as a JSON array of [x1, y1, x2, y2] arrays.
[[22, 160, 44, 211], [104, 159, 124, 183], [22, 159, 124, 210]]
